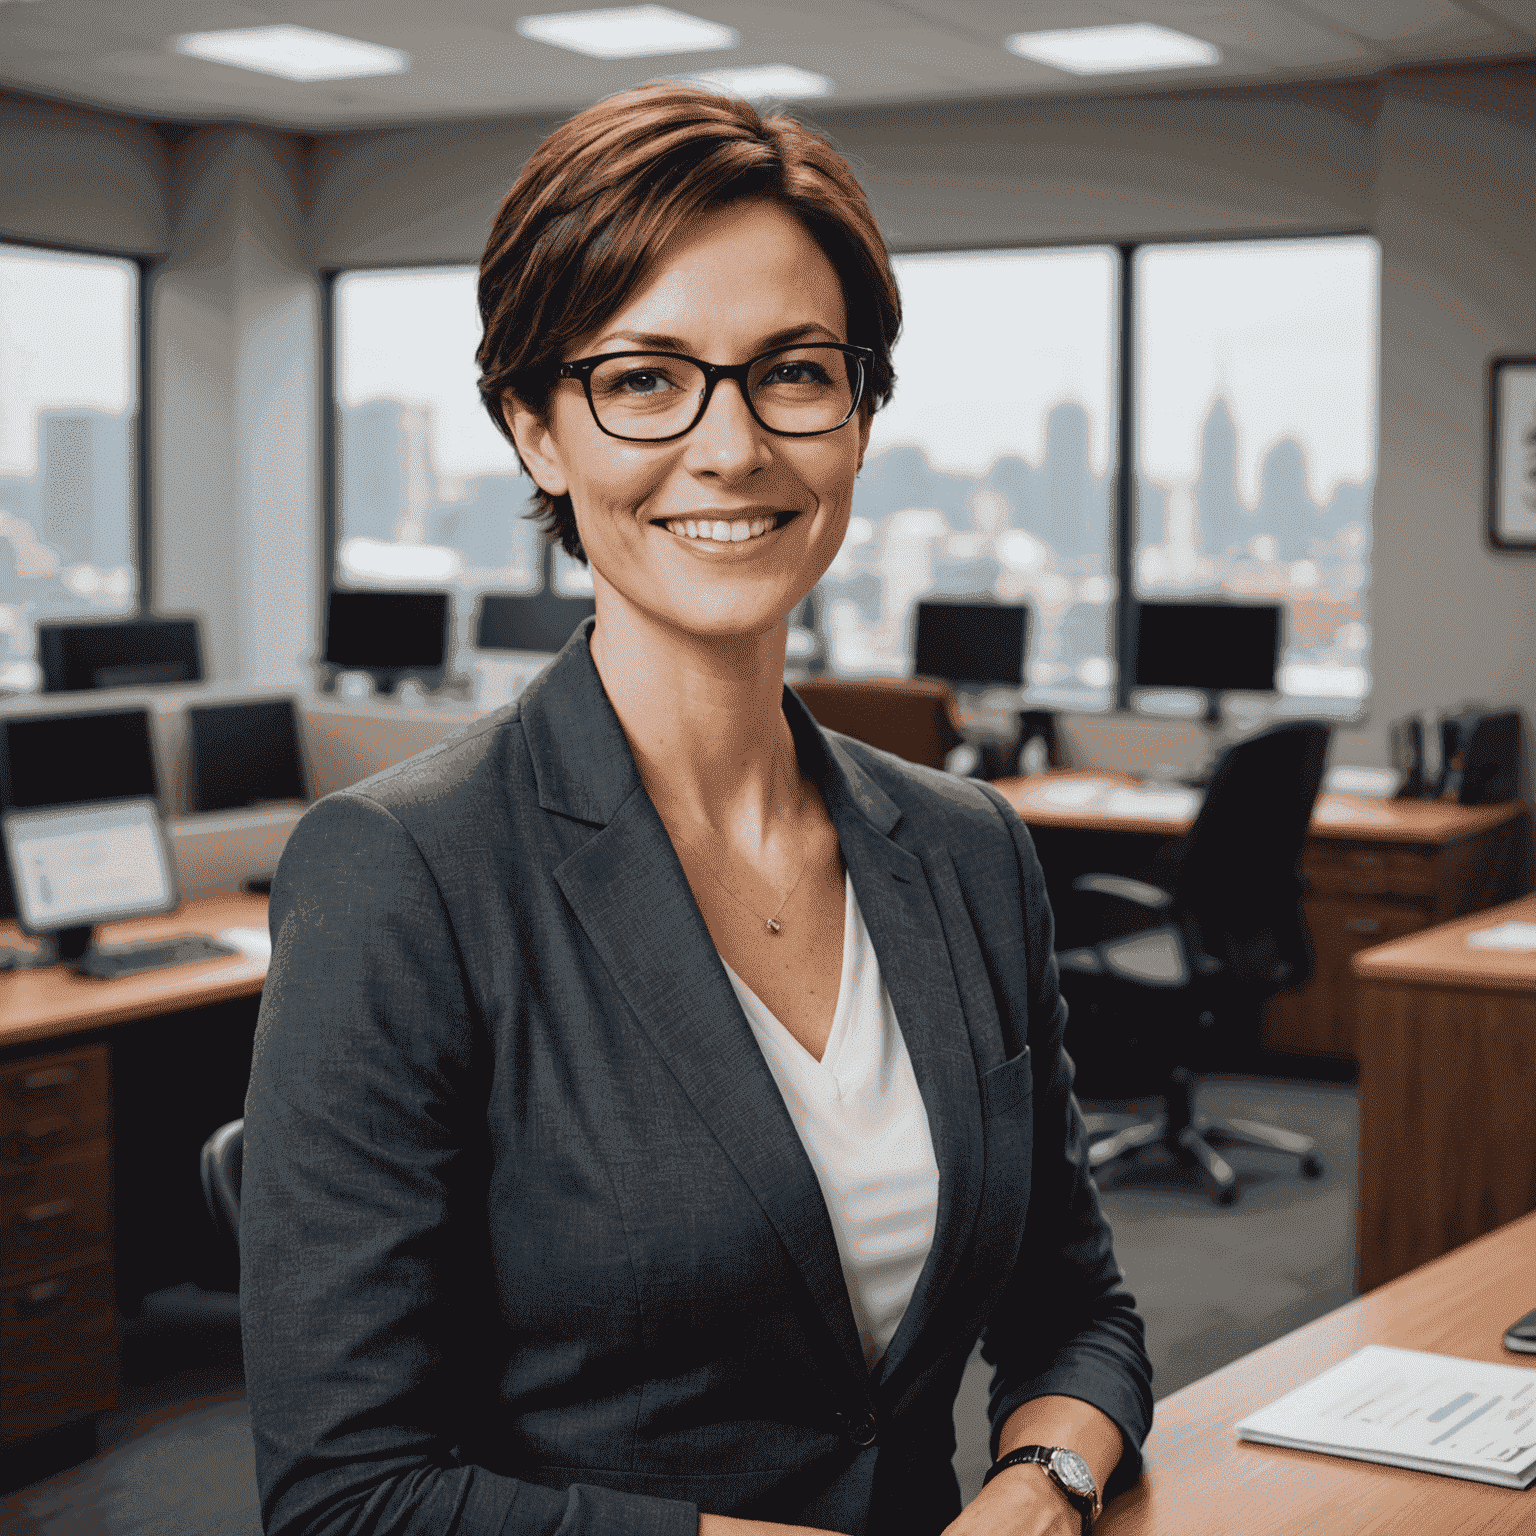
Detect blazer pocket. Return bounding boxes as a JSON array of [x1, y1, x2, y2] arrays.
[[979, 1047, 1033, 1119]]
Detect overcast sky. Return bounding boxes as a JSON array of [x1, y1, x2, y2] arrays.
[[0, 245, 135, 478]]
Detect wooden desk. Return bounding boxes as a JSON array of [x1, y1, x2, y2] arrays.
[[1099, 1208, 1536, 1535], [1352, 894, 1536, 1293], [0, 894, 267, 1448], [995, 773, 1530, 1057]]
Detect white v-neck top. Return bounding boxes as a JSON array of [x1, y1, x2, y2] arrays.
[[721, 875, 939, 1372]]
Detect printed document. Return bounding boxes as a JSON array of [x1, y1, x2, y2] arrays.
[[1236, 1345, 1536, 1488]]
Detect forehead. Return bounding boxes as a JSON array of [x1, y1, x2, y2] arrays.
[[584, 198, 848, 353]]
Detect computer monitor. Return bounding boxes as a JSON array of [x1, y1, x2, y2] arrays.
[[1, 709, 159, 810], [3, 799, 176, 937], [913, 601, 1030, 690], [324, 590, 450, 695], [188, 699, 308, 813], [38, 617, 204, 693], [1133, 601, 1281, 724], [474, 591, 596, 655]]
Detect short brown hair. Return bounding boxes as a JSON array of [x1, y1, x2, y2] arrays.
[[476, 83, 900, 561]]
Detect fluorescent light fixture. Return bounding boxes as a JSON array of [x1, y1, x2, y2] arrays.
[[175, 25, 408, 82], [517, 6, 737, 59], [682, 64, 833, 101], [1006, 23, 1219, 75]]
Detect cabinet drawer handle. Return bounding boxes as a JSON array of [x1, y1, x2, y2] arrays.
[[12, 1066, 79, 1099], [1347, 917, 1383, 935], [1347, 853, 1385, 869], [20, 1198, 76, 1227], [14, 1277, 71, 1320]]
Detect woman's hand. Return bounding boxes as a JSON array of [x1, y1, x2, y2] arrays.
[[939, 1464, 1079, 1536], [942, 1393, 1123, 1535]]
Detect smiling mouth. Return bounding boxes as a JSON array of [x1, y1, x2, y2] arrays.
[[658, 511, 798, 544]]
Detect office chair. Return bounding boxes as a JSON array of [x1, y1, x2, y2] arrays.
[[791, 676, 966, 771], [200, 1118, 244, 1257], [1055, 720, 1331, 1205]]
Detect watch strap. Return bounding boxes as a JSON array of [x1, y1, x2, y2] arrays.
[[983, 1445, 1096, 1534]]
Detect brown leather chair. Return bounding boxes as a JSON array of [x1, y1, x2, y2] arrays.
[[790, 675, 966, 771]]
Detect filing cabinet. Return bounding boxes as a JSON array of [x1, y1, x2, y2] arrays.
[[1262, 811, 1530, 1058], [0, 1043, 117, 1447]]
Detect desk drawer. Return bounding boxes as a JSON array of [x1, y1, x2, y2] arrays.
[[0, 1139, 111, 1280], [1305, 842, 1437, 899], [0, 1045, 110, 1167], [0, 1259, 117, 1445]]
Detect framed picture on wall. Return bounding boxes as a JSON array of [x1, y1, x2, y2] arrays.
[[1489, 356, 1536, 550]]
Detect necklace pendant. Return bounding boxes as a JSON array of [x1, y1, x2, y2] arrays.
[[766, 918, 781, 935]]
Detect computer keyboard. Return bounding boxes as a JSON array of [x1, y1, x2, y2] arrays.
[[75, 934, 242, 980]]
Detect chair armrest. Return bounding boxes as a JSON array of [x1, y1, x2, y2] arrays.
[[1070, 874, 1174, 912]]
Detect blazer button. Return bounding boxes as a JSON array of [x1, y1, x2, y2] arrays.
[[845, 1411, 877, 1448]]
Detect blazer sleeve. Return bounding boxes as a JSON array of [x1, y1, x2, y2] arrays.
[[971, 784, 1155, 1496], [240, 792, 698, 1536]]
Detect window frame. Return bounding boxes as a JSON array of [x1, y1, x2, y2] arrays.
[[322, 229, 1379, 721], [0, 232, 153, 616]]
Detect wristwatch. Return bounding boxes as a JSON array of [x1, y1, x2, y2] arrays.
[[983, 1444, 1100, 1533]]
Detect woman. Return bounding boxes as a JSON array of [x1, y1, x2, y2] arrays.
[[241, 84, 1152, 1536]]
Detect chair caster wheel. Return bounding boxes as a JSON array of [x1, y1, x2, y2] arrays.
[[1301, 1154, 1324, 1178], [1215, 1185, 1238, 1207]]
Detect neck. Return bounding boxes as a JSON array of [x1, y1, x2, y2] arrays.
[[588, 579, 800, 845]]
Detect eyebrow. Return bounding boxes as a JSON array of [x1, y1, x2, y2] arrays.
[[588, 322, 842, 354]]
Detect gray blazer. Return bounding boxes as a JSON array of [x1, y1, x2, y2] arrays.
[[241, 620, 1152, 1536]]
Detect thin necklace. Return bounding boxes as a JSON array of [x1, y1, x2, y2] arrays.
[[666, 748, 812, 936]]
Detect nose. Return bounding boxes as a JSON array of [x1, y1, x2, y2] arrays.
[[681, 374, 772, 481]]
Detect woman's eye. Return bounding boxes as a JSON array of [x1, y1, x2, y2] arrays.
[[613, 371, 675, 396], [765, 361, 831, 386]]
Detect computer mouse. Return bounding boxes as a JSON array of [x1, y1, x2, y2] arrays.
[[1503, 1307, 1536, 1353]]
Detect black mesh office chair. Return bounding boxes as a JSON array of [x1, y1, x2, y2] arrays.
[[1055, 720, 1332, 1205], [200, 1118, 244, 1256]]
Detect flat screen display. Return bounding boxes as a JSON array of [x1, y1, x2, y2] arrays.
[[2, 709, 159, 809], [38, 617, 204, 693], [1134, 603, 1281, 694], [188, 699, 307, 813], [474, 592, 595, 654], [914, 601, 1029, 688], [2, 799, 176, 934], [325, 591, 449, 672]]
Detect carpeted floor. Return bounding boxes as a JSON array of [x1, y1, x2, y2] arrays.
[[0, 1076, 1356, 1534]]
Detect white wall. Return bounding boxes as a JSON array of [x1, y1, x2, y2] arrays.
[[4, 66, 1534, 783], [153, 126, 319, 692], [0, 90, 171, 254]]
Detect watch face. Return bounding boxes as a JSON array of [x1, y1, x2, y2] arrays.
[[1049, 1448, 1095, 1497]]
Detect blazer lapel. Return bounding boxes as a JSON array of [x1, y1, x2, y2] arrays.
[[787, 699, 986, 1392], [524, 628, 868, 1385]]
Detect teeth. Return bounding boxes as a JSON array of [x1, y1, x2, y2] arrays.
[[665, 516, 779, 542]]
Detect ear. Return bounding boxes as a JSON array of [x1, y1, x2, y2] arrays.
[[856, 406, 872, 472], [503, 389, 570, 498]]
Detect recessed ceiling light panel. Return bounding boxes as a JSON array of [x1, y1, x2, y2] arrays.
[[175, 25, 409, 82], [1006, 23, 1219, 75], [517, 6, 738, 60], [682, 64, 833, 101]]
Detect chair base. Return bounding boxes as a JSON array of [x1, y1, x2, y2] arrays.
[[1083, 1067, 1323, 1206]]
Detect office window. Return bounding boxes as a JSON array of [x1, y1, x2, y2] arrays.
[[1134, 237, 1378, 709], [333, 267, 542, 596], [823, 248, 1118, 708], [0, 242, 140, 692]]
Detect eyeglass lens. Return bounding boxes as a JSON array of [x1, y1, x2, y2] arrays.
[[586, 346, 860, 440]]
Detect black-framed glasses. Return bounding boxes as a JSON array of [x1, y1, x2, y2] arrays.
[[555, 342, 873, 443]]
